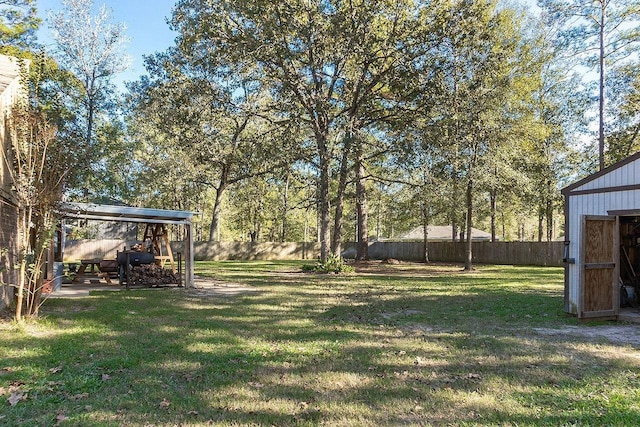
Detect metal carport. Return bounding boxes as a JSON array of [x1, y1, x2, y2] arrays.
[[57, 202, 197, 288]]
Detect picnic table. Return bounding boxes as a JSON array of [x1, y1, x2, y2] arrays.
[[72, 258, 117, 284]]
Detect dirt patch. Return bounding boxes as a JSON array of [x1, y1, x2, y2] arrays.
[[532, 325, 640, 347], [349, 260, 467, 276], [44, 276, 257, 299], [182, 276, 258, 298]]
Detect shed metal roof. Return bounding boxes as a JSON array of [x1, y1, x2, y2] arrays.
[[58, 202, 196, 225]]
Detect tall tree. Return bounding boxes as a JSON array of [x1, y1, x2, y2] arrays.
[[3, 55, 69, 320], [129, 47, 300, 240], [539, 0, 640, 170], [172, 0, 426, 261], [424, 0, 533, 270], [0, 0, 39, 52], [605, 62, 640, 162], [330, 0, 423, 260], [519, 8, 592, 241], [172, 0, 351, 260], [48, 0, 130, 197]]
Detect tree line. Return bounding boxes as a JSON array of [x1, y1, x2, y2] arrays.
[[123, 0, 638, 268]]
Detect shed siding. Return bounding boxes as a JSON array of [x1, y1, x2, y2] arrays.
[[566, 188, 640, 314], [572, 158, 640, 192]]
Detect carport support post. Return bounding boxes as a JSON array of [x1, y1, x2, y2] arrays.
[[186, 221, 194, 288]]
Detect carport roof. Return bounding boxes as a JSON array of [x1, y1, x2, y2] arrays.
[[58, 202, 196, 225]]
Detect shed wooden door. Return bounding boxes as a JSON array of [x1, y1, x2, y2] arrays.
[[579, 215, 619, 319]]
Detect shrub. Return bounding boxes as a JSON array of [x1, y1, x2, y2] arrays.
[[302, 253, 354, 274]]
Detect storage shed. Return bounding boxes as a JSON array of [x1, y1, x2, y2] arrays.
[[562, 152, 640, 321]]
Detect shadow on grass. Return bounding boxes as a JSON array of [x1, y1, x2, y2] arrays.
[[1, 263, 639, 425]]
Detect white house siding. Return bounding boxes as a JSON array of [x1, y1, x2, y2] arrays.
[[564, 154, 640, 315]]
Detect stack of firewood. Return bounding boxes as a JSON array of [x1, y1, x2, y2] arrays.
[[128, 264, 180, 287]]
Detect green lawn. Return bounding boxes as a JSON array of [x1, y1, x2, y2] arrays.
[[1, 261, 639, 426]]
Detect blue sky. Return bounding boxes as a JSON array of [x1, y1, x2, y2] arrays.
[[37, 0, 178, 88]]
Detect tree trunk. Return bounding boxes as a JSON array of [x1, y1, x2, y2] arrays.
[[537, 207, 544, 243], [83, 92, 95, 200], [355, 143, 368, 261], [490, 189, 497, 243], [376, 195, 382, 241], [209, 184, 226, 241], [14, 206, 30, 322], [546, 198, 553, 242], [464, 178, 473, 271], [208, 162, 231, 241], [27, 241, 46, 318], [15, 258, 26, 321], [422, 208, 429, 264], [598, 0, 606, 170], [331, 137, 352, 255], [304, 207, 310, 243], [281, 173, 290, 242], [319, 145, 331, 263]]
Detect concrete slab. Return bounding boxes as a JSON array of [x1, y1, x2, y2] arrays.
[[46, 283, 122, 298], [44, 276, 256, 298]]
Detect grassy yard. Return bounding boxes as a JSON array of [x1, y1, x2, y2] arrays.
[[1, 261, 640, 426]]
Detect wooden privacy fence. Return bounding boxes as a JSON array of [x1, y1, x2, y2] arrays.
[[64, 240, 322, 261], [64, 240, 140, 260], [349, 241, 564, 267], [64, 239, 563, 266]]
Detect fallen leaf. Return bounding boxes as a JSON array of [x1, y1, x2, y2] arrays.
[[7, 391, 25, 406], [248, 381, 264, 389], [187, 410, 199, 415], [467, 373, 481, 380], [415, 356, 427, 366], [101, 374, 111, 381], [49, 365, 63, 374], [69, 392, 89, 401], [55, 413, 68, 425], [159, 398, 171, 408]]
